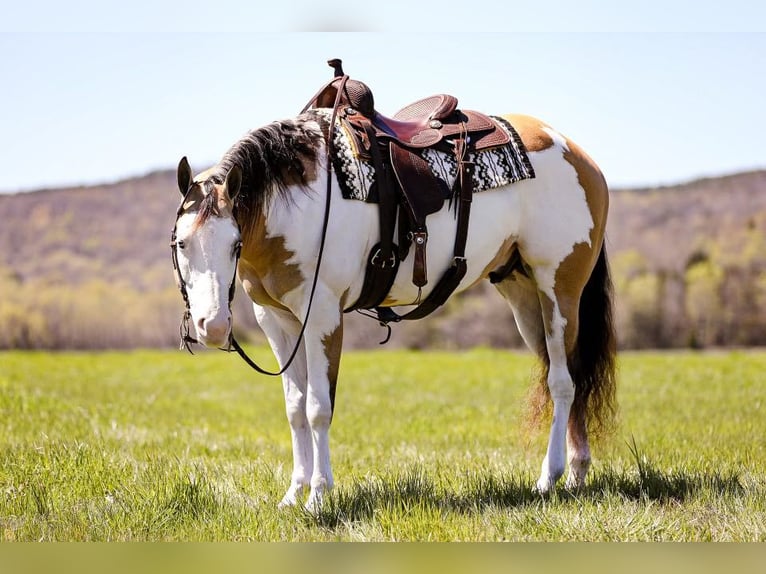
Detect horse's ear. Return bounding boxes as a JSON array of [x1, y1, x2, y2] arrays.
[[225, 165, 242, 201], [177, 156, 193, 196]]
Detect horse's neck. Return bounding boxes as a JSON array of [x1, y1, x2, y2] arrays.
[[240, 173, 326, 259]]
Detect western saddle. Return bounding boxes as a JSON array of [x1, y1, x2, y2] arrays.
[[303, 60, 514, 324]]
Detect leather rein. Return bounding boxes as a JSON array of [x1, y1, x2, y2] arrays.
[[169, 73, 350, 376]]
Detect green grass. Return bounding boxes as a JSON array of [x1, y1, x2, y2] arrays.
[[1, 348, 764, 541]]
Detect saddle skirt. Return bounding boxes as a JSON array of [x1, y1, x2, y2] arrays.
[[311, 109, 536, 204]]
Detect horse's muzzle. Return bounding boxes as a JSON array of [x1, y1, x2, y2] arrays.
[[195, 315, 232, 348]]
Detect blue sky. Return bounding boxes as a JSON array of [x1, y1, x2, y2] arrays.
[[2, 2, 765, 192]]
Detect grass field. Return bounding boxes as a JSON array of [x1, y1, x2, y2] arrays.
[[0, 347, 764, 541]]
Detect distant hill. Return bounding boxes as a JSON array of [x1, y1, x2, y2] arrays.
[[607, 170, 766, 271], [1, 168, 765, 350], [0, 170, 178, 288]]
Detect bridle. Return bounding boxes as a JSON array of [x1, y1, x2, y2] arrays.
[[169, 69, 349, 377], [169, 200, 242, 355]]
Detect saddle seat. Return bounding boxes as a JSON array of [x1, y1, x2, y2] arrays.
[[372, 94, 458, 147]]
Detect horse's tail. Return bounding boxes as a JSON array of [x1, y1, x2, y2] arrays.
[[528, 244, 618, 439], [569, 244, 618, 439]]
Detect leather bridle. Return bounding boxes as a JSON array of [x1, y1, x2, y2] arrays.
[[170, 69, 349, 376]]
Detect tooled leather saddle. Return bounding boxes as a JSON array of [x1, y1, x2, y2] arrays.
[[304, 59, 514, 324]]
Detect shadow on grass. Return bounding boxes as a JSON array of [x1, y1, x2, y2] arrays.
[[309, 442, 745, 529], [585, 436, 745, 502]]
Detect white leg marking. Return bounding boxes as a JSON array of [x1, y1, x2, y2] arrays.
[[253, 305, 313, 508], [303, 322, 339, 512], [282, 285, 341, 513], [536, 298, 575, 493]]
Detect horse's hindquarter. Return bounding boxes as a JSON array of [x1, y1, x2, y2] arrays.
[[505, 114, 609, 296], [382, 114, 608, 306]]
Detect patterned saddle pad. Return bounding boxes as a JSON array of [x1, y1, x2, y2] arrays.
[[313, 110, 536, 202]]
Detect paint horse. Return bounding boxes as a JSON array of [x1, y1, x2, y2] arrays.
[[171, 78, 616, 510]]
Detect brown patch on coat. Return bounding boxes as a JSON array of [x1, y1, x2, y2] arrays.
[[187, 185, 236, 232], [563, 138, 609, 236], [550, 137, 610, 354], [502, 114, 555, 153], [322, 322, 344, 417], [238, 217, 304, 308], [238, 264, 291, 312], [180, 183, 206, 214], [552, 240, 593, 354]]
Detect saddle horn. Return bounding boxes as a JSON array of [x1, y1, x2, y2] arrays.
[[328, 58, 344, 77]]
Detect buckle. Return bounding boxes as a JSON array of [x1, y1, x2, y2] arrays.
[[371, 248, 396, 269], [410, 230, 427, 246]]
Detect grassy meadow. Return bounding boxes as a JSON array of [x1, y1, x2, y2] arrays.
[[0, 347, 764, 541]]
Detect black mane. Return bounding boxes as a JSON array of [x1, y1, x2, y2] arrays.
[[207, 112, 326, 240]]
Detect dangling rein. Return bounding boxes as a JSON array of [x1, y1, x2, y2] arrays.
[[170, 62, 348, 376]]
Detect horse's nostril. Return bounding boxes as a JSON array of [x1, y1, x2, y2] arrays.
[[196, 317, 206, 333]]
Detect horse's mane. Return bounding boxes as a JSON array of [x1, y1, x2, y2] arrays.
[[205, 112, 327, 241]]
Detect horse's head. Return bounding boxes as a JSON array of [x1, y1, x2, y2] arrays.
[[171, 157, 242, 348]]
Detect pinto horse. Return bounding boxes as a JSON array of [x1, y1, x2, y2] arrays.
[[171, 108, 616, 509]]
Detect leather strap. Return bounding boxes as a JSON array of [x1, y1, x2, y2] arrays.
[[344, 121, 401, 311], [364, 121, 397, 264], [378, 131, 475, 323]]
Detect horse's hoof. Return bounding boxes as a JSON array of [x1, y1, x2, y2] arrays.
[[277, 484, 305, 509], [305, 491, 325, 514], [534, 477, 554, 494]]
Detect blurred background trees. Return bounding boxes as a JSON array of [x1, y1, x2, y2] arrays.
[[1, 170, 765, 351]]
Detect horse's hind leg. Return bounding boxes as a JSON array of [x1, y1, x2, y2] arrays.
[[494, 274, 545, 357], [497, 270, 592, 492], [566, 397, 590, 489], [533, 245, 597, 492], [495, 268, 581, 492], [533, 284, 576, 492]]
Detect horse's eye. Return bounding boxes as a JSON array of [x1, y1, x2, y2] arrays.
[[177, 240, 186, 250]]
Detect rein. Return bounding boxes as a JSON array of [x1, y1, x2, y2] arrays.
[[170, 70, 349, 376]]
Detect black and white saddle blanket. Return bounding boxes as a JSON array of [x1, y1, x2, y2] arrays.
[[313, 109, 536, 202]]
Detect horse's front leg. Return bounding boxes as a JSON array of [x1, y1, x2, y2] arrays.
[[253, 305, 312, 508], [302, 299, 344, 512]]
